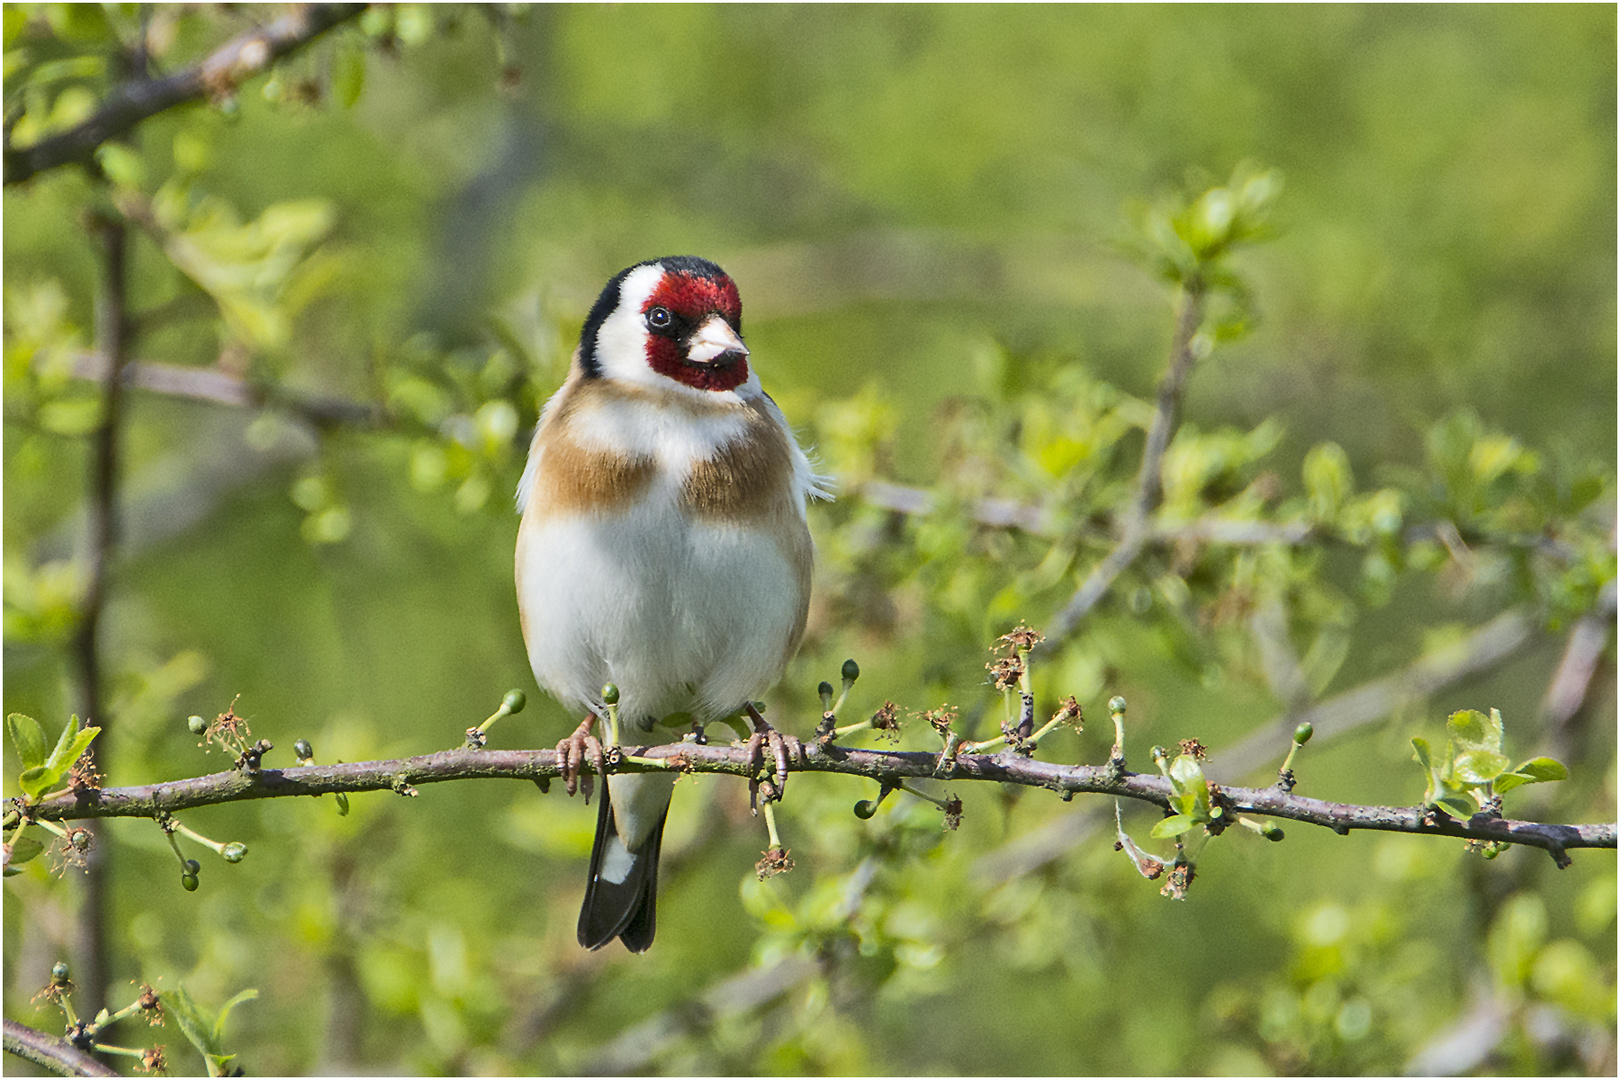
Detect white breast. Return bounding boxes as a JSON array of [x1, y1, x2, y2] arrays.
[[517, 473, 805, 732]]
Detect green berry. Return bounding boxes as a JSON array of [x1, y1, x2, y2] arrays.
[[51, 961, 70, 983], [1261, 823, 1285, 841], [181, 873, 199, 892], [1108, 696, 1127, 715], [601, 683, 620, 706], [222, 843, 247, 864], [853, 800, 877, 819], [503, 689, 527, 714], [187, 715, 208, 735], [818, 681, 835, 701], [1293, 722, 1314, 746], [841, 659, 860, 682], [294, 738, 314, 761]]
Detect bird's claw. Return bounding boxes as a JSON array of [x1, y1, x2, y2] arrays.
[[743, 703, 797, 803], [556, 714, 606, 802]]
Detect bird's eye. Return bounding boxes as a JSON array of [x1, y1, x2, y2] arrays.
[[646, 306, 672, 330]]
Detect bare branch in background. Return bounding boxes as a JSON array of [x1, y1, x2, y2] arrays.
[[1040, 285, 1206, 650], [4, 5, 367, 186]]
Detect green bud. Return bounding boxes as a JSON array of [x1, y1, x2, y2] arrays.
[[187, 715, 208, 735], [293, 738, 314, 762], [1293, 722, 1313, 746], [51, 961, 70, 983], [1108, 696, 1127, 715], [181, 873, 199, 892], [503, 689, 527, 714], [601, 683, 620, 706], [818, 681, 835, 708], [184, 859, 200, 875], [222, 843, 247, 864], [853, 800, 877, 819], [752, 700, 766, 714], [1261, 823, 1285, 842], [841, 659, 860, 682]]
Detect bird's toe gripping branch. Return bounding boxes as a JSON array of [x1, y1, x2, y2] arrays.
[[743, 702, 797, 805], [556, 713, 607, 801]]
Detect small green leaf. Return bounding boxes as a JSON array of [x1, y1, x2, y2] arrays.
[[1495, 757, 1570, 794], [1432, 793, 1475, 819], [1304, 442, 1354, 522], [165, 985, 220, 1058], [1453, 750, 1510, 786], [1151, 815, 1199, 839], [212, 988, 258, 1042], [7, 713, 47, 770], [333, 40, 366, 108], [18, 766, 55, 801], [45, 715, 99, 775], [1446, 709, 1502, 756], [1168, 753, 1205, 793], [7, 835, 45, 867], [1411, 736, 1433, 771]]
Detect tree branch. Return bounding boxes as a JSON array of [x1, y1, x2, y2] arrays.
[[17, 736, 1613, 863], [65, 351, 383, 429], [977, 605, 1543, 881], [3, 1019, 119, 1078], [5, 4, 367, 186], [1039, 285, 1205, 650]]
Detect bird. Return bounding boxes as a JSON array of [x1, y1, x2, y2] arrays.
[[514, 255, 828, 952]]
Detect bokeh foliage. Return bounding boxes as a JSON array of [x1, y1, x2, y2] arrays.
[[4, 5, 1615, 1075]]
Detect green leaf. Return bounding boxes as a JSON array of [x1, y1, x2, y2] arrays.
[[7, 713, 47, 770], [1452, 750, 1510, 786], [45, 714, 98, 775], [333, 39, 366, 108], [1431, 793, 1475, 820], [17, 766, 55, 801], [1446, 708, 1502, 756], [1411, 736, 1433, 771], [212, 988, 258, 1042], [165, 985, 224, 1060], [1151, 814, 1199, 838], [6, 835, 45, 868], [1304, 442, 1354, 522], [1495, 756, 1570, 794]]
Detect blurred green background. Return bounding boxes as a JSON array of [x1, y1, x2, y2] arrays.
[[4, 4, 1615, 1075]]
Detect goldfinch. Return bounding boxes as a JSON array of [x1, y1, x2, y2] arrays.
[[515, 256, 827, 952]]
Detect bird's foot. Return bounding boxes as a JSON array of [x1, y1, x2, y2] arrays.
[[556, 713, 606, 802], [743, 703, 799, 805]]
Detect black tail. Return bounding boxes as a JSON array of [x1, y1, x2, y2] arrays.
[[578, 785, 668, 952]]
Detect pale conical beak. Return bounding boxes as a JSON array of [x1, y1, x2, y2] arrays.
[[686, 315, 749, 366]]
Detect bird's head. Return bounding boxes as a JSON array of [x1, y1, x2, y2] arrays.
[[579, 256, 752, 395]]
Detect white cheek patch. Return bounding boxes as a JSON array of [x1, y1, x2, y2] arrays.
[[592, 264, 665, 386]]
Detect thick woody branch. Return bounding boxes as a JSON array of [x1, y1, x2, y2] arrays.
[[5, 5, 367, 186], [19, 739, 1614, 862], [2, 1019, 118, 1078]]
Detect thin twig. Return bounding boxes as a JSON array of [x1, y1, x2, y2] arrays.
[[1540, 578, 1617, 758], [69, 213, 131, 1016], [66, 351, 383, 428], [1040, 285, 1205, 650], [5, 5, 367, 186]]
